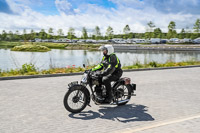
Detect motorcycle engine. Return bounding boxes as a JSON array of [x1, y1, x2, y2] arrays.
[[92, 79, 99, 86], [94, 85, 107, 97]]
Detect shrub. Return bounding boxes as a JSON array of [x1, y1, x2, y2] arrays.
[[134, 61, 143, 68], [19, 63, 37, 74], [9, 69, 20, 75], [39, 43, 67, 49], [11, 44, 50, 52], [148, 61, 158, 67]]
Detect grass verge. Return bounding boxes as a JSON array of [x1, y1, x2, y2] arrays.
[[1, 60, 200, 77]]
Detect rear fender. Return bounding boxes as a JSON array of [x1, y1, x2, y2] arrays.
[[127, 84, 136, 93], [113, 77, 136, 93], [113, 77, 130, 88], [112, 79, 124, 89]]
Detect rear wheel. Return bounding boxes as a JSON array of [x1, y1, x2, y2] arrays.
[[114, 84, 132, 106], [63, 86, 88, 113]]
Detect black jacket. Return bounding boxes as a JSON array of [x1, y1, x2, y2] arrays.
[[92, 53, 122, 76]]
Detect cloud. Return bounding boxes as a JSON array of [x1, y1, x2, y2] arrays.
[[5, 0, 32, 14], [152, 0, 200, 14], [0, 0, 13, 14], [55, 0, 75, 15], [0, 0, 200, 35]]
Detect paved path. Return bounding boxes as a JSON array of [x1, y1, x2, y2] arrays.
[[0, 67, 200, 133]]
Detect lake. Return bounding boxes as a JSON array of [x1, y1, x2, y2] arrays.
[[0, 48, 200, 71]]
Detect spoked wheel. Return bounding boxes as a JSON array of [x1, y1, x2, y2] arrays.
[[64, 87, 88, 113], [115, 84, 132, 106]]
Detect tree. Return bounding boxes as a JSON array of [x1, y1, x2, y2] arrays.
[[153, 28, 162, 38], [168, 21, 176, 31], [94, 26, 101, 40], [81, 27, 88, 39], [39, 29, 47, 39], [106, 26, 114, 39], [67, 27, 75, 40], [123, 25, 131, 39], [193, 19, 200, 33], [192, 19, 200, 39], [191, 33, 199, 39], [47, 28, 53, 39], [13, 30, 20, 40], [7, 31, 14, 41], [48, 28, 53, 34], [2, 30, 7, 40], [57, 29, 64, 39], [167, 21, 177, 39], [23, 29, 27, 40], [123, 25, 131, 34], [185, 26, 192, 38], [147, 21, 155, 32], [30, 29, 36, 40], [179, 28, 186, 39], [128, 32, 135, 39], [145, 21, 155, 39]]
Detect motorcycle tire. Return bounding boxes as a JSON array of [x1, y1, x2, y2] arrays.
[[115, 84, 132, 106], [63, 86, 88, 113]]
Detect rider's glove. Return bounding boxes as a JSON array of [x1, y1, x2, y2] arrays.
[[96, 71, 103, 77]]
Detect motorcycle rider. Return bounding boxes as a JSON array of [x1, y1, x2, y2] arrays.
[[92, 45, 123, 103]]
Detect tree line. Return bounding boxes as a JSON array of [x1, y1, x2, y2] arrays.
[[0, 19, 200, 41]]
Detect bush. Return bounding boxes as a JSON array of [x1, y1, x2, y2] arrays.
[[134, 61, 143, 68], [9, 69, 20, 75], [38, 43, 68, 49], [148, 61, 158, 67], [11, 44, 50, 52], [164, 62, 176, 67], [19, 63, 37, 74]]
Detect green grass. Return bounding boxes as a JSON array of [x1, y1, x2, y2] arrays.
[[122, 60, 200, 69], [1, 60, 200, 77], [0, 41, 101, 50], [36, 42, 68, 49], [0, 41, 23, 48]]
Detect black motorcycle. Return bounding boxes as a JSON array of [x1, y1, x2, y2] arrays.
[[63, 65, 136, 113]]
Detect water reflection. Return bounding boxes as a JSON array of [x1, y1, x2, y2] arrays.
[[0, 48, 200, 71]]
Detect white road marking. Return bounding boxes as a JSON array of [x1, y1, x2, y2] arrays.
[[112, 113, 200, 133]]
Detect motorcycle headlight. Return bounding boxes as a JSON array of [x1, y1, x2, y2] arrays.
[[81, 73, 88, 83]]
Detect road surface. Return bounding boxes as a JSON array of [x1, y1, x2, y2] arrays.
[[0, 67, 200, 133]]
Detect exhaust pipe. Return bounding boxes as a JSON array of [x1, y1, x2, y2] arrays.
[[111, 99, 130, 105]]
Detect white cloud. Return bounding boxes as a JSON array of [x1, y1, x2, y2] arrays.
[[0, 0, 200, 36], [55, 0, 74, 15]]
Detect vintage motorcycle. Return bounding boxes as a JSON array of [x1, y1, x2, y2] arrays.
[[63, 65, 136, 113]]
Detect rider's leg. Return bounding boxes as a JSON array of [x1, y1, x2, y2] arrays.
[[102, 75, 119, 103]]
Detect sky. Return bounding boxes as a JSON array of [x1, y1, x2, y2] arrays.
[[0, 0, 200, 36]]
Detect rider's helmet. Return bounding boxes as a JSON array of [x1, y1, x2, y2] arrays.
[[98, 45, 114, 56]]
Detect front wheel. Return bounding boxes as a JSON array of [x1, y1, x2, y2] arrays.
[[63, 86, 88, 113]]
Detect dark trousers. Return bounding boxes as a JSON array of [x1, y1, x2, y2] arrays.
[[102, 69, 123, 99]]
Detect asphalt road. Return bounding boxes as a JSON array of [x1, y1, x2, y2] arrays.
[[0, 67, 200, 133]]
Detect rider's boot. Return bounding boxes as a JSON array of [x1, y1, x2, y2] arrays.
[[104, 90, 113, 104]]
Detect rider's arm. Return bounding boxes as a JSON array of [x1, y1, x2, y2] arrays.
[[101, 54, 117, 76], [92, 63, 104, 71]]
